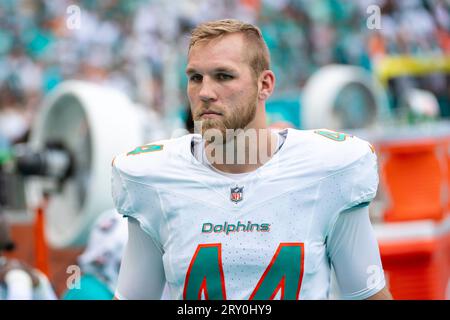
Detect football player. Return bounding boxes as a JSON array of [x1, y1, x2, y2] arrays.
[[0, 211, 56, 300], [112, 19, 392, 300]]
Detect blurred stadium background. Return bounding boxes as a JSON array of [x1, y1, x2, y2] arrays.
[[0, 0, 449, 299]]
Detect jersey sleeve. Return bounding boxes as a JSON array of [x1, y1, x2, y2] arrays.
[[115, 218, 167, 300], [316, 134, 380, 248], [341, 143, 379, 211], [327, 205, 386, 299], [311, 130, 379, 212], [111, 154, 165, 252], [319, 136, 384, 299], [111, 163, 134, 217]]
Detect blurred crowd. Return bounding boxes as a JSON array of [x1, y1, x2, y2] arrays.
[[261, 0, 450, 88], [0, 0, 449, 145]]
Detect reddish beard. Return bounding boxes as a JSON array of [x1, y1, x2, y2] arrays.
[[193, 93, 258, 143]]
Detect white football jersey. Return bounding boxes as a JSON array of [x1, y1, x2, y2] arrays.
[[111, 128, 379, 300]]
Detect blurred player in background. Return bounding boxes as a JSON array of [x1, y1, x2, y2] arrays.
[[112, 19, 392, 300], [0, 211, 56, 300], [62, 209, 170, 300], [62, 209, 128, 300]]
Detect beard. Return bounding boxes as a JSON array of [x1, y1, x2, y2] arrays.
[[192, 91, 258, 144]]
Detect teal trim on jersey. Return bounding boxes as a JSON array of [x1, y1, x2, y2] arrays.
[[314, 130, 348, 142], [250, 244, 303, 300], [62, 274, 113, 300], [352, 201, 371, 208], [184, 244, 226, 300], [127, 144, 163, 156]]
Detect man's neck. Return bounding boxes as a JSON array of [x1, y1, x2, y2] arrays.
[[204, 128, 279, 174]]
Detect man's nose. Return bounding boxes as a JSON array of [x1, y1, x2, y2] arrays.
[[198, 78, 217, 102]]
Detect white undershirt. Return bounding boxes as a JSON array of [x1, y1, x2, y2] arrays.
[[191, 129, 287, 180]]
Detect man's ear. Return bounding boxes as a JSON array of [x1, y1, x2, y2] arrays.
[[258, 70, 275, 101]]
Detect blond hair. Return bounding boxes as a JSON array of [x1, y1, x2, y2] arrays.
[[189, 19, 270, 78]]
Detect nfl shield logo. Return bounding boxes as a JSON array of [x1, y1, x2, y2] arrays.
[[230, 186, 244, 204]]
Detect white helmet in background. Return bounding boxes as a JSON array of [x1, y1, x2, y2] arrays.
[[77, 209, 127, 292]]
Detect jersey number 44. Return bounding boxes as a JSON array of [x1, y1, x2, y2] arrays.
[[183, 242, 304, 300]]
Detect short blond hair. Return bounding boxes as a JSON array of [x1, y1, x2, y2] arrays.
[[189, 19, 270, 78]]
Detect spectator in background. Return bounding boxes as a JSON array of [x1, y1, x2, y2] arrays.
[[0, 81, 30, 145]]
